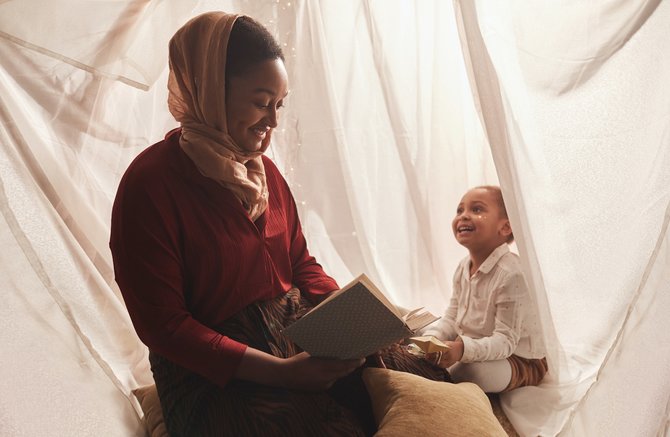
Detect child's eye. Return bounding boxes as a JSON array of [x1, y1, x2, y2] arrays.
[[472, 207, 482, 213]]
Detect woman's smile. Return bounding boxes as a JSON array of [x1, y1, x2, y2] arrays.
[[225, 58, 288, 153]]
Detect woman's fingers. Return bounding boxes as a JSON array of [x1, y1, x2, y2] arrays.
[[281, 353, 364, 391]]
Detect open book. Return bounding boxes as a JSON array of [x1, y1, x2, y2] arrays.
[[282, 274, 439, 359]]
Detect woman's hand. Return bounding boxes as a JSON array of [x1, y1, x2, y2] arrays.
[[278, 352, 365, 391], [426, 337, 464, 369], [236, 347, 363, 391]]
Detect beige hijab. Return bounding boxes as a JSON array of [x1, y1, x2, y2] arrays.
[[167, 12, 269, 221]]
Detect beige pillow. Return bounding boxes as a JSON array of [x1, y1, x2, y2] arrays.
[[362, 368, 507, 437], [132, 385, 168, 437]]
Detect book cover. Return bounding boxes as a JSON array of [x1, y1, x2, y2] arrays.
[[282, 274, 439, 359]]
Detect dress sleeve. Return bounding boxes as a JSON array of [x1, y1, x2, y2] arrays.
[[278, 171, 339, 300], [110, 167, 246, 388], [460, 270, 525, 362]]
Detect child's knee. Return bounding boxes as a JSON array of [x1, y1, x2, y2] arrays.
[[449, 362, 481, 383], [449, 361, 512, 393]]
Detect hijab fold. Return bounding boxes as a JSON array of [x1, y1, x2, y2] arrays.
[[167, 12, 269, 221]]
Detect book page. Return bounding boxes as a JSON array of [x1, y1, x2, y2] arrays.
[[404, 308, 440, 332]]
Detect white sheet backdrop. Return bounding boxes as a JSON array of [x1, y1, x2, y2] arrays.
[[0, 1, 668, 436]]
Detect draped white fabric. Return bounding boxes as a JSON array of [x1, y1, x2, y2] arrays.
[[455, 1, 670, 435], [0, 1, 668, 436]]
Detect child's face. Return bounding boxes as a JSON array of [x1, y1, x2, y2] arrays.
[[452, 188, 511, 254]]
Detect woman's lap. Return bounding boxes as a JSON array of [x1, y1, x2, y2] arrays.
[[150, 290, 450, 436]]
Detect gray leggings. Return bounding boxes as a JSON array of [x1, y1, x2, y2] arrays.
[[449, 359, 512, 393]]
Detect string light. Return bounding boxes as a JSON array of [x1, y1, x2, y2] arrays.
[[245, 1, 321, 216], [253, 1, 301, 191]]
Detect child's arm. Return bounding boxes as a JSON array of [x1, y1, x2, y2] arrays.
[[420, 293, 459, 340]]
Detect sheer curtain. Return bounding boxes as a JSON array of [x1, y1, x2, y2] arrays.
[[0, 1, 201, 434], [269, 0, 496, 311], [456, 1, 670, 435], [0, 1, 668, 436]]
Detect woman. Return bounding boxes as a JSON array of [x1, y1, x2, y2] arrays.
[[111, 11, 446, 436]]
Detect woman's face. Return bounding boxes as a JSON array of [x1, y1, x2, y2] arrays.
[[225, 58, 289, 153]]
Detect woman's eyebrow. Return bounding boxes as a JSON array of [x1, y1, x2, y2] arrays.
[[253, 87, 275, 95], [253, 88, 289, 98]]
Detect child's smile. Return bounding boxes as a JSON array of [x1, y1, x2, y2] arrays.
[[456, 224, 475, 235]]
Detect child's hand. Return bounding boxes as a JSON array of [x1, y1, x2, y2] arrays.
[[426, 337, 464, 369]]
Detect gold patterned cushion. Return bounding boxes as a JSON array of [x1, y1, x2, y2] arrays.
[[132, 385, 168, 437], [362, 368, 507, 436]]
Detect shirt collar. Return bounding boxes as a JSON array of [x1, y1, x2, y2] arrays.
[[477, 243, 510, 274]]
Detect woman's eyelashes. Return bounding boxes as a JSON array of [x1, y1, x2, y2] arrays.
[[255, 101, 284, 110]]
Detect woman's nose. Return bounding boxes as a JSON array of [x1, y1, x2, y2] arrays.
[[266, 108, 279, 128]]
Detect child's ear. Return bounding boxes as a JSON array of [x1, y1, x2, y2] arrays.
[[500, 220, 512, 238]]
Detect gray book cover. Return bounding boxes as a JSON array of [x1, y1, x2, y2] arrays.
[[282, 274, 437, 359]]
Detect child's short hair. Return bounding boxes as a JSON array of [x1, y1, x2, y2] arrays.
[[475, 185, 514, 243]]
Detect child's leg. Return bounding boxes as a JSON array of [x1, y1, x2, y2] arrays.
[[449, 360, 512, 393]]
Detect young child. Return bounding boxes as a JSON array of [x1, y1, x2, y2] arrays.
[[422, 185, 547, 393]]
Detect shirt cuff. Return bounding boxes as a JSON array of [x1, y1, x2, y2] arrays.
[[303, 278, 340, 298], [459, 335, 477, 363], [421, 328, 440, 338]]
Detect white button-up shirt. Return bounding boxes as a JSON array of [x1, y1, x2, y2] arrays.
[[423, 244, 545, 362]]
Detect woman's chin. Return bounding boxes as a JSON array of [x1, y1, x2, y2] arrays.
[[240, 141, 264, 153]]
